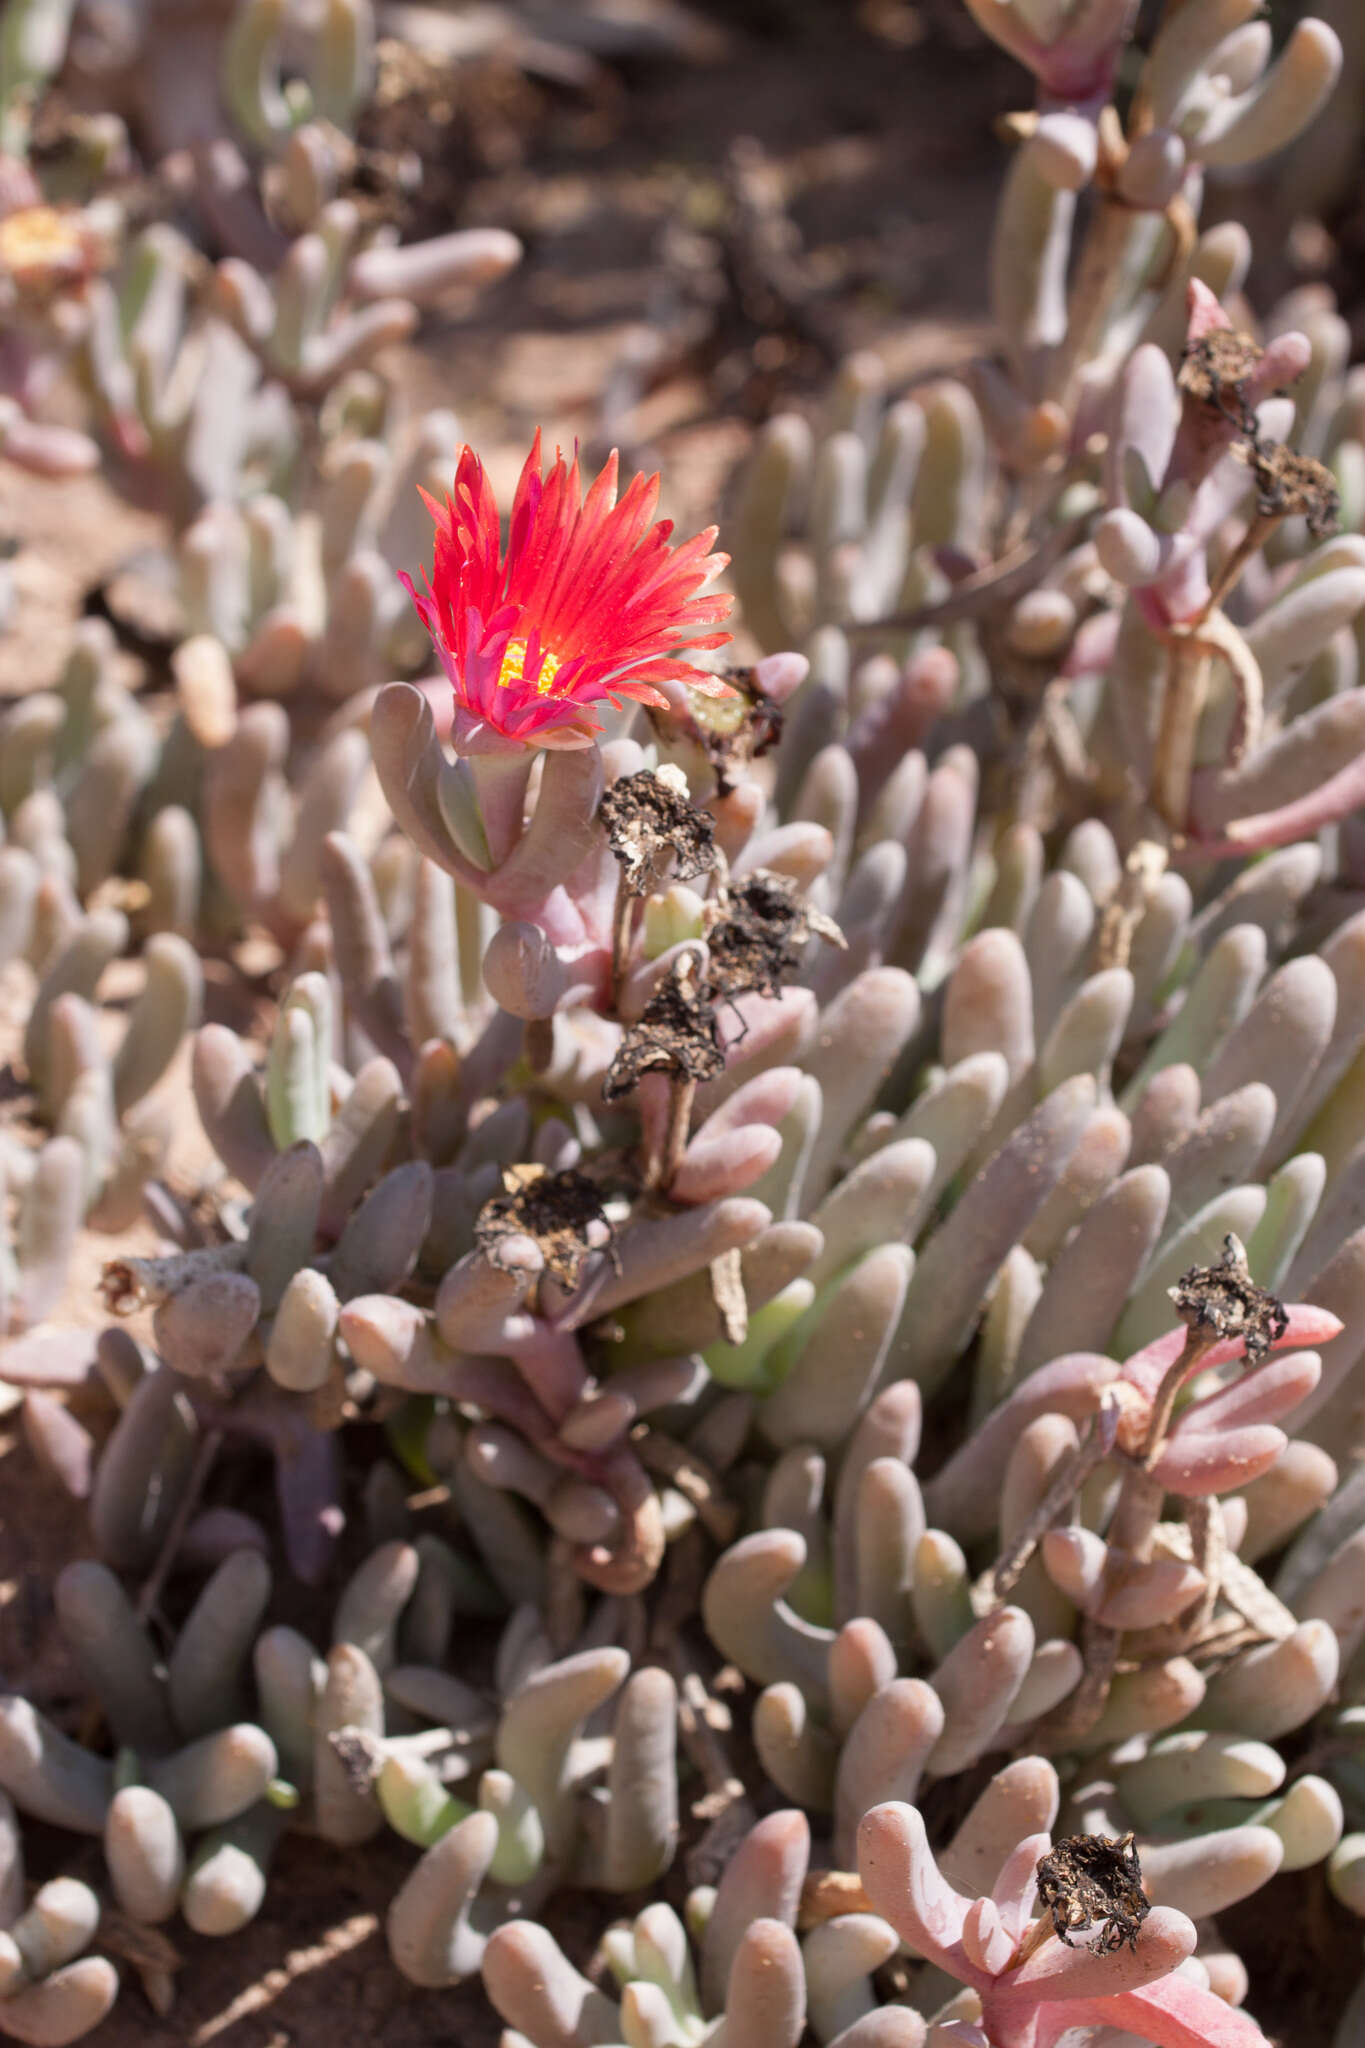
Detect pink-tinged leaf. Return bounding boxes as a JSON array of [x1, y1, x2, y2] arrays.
[[0, 413, 102, 476], [991, 1832, 1049, 1944], [696, 988, 818, 1110], [1149, 1423, 1287, 1494], [1056, 1974, 1271, 2048], [857, 1803, 975, 1981], [1168, 1350, 1322, 1435], [1095, 1557, 1207, 1630], [1041, 1527, 1108, 1613], [492, 748, 605, 918], [670, 1125, 783, 1205], [1063, 607, 1120, 677], [0, 1327, 101, 1386], [1186, 278, 1232, 343], [855, 1802, 1264, 2048], [1246, 331, 1314, 409], [991, 1906, 1194, 2009], [847, 648, 958, 801], [1121, 1305, 1341, 1400], [754, 651, 810, 705], [923, 1354, 1119, 1539], [414, 674, 456, 738], [1107, 343, 1179, 510], [1189, 747, 1365, 855], [961, 1897, 1014, 1978], [689, 1068, 805, 1139]]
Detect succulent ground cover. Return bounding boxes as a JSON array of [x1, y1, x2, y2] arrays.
[[6, 1, 1365, 2045]]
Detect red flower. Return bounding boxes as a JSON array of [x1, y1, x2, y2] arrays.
[[400, 432, 735, 749]]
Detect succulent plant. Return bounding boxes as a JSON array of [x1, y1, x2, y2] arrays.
[[0, 1523, 679, 2002], [6, 0, 1365, 2043]]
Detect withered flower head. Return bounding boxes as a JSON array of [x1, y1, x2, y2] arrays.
[[0, 200, 101, 309], [599, 765, 717, 898], [100, 1245, 241, 1314], [474, 1164, 616, 1290], [1178, 329, 1264, 420], [1178, 327, 1338, 541], [602, 952, 725, 1103], [705, 869, 844, 1000], [684, 664, 785, 796], [1035, 1832, 1149, 1955], [1168, 1231, 1287, 1365], [1248, 441, 1339, 539]]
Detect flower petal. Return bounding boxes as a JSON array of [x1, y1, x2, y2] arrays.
[[401, 434, 736, 751]]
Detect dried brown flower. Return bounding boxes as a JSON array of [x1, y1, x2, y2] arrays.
[[602, 953, 726, 1102], [705, 869, 844, 1000], [0, 199, 105, 310], [1178, 329, 1264, 418], [1248, 440, 1339, 539], [599, 767, 717, 898], [1035, 1832, 1149, 1955], [682, 666, 785, 796], [1178, 329, 1338, 540], [1168, 1232, 1287, 1366], [474, 1164, 617, 1290]]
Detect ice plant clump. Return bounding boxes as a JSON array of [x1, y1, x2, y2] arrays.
[[400, 432, 737, 751], [12, 0, 1365, 2042]]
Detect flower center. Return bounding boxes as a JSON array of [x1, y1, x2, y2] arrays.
[[0, 205, 87, 288], [497, 639, 562, 696]]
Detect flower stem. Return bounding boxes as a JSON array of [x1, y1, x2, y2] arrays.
[[1151, 629, 1210, 832], [1140, 1327, 1217, 1468], [661, 1075, 697, 1192], [1109, 1326, 1217, 1560], [1006, 1912, 1057, 1972], [644, 1074, 697, 1193], [1151, 511, 1283, 831], [466, 749, 534, 867], [610, 876, 637, 1008], [1205, 511, 1283, 617]]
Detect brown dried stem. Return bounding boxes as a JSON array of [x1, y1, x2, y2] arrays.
[[1140, 1324, 1219, 1470], [634, 1431, 740, 1547], [847, 515, 1091, 636], [1151, 629, 1211, 834], [610, 877, 637, 1007], [1205, 510, 1284, 617], [1030, 1618, 1122, 1749], [990, 1401, 1119, 1603], [658, 1075, 697, 1195]]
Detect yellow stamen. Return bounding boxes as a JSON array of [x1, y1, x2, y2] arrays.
[[498, 639, 562, 696], [0, 205, 88, 288]]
